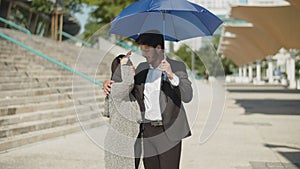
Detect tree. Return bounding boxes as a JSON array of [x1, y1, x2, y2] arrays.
[[30, 0, 54, 14], [174, 45, 206, 77], [220, 56, 237, 75], [30, 0, 87, 14], [83, 0, 136, 39], [174, 36, 237, 77]]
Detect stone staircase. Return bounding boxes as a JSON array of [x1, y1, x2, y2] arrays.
[[0, 28, 115, 152]]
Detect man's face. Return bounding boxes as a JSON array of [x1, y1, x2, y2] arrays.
[[139, 44, 160, 66]]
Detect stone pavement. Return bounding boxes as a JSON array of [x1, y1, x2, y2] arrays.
[[0, 81, 299, 169]]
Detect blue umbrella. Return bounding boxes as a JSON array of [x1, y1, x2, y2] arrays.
[[109, 0, 223, 41]]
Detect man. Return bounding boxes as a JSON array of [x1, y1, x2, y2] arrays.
[[103, 30, 193, 169]]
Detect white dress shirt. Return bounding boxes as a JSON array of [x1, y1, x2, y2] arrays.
[[144, 58, 179, 121]]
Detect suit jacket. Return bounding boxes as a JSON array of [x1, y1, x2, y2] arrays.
[[133, 57, 193, 141]]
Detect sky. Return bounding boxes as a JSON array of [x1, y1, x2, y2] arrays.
[[73, 4, 94, 33]]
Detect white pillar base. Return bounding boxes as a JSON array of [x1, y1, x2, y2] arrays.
[[281, 78, 288, 86], [297, 79, 300, 90], [253, 79, 265, 85], [289, 80, 297, 89]]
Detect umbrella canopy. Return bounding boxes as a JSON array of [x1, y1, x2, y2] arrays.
[[109, 0, 222, 41]]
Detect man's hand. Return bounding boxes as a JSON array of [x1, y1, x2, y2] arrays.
[[161, 59, 174, 80], [103, 80, 114, 95]]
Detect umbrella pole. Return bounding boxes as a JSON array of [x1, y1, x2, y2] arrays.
[[162, 11, 168, 80], [162, 11, 166, 53]]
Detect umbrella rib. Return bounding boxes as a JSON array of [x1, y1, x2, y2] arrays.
[[138, 12, 150, 36], [169, 13, 179, 41]]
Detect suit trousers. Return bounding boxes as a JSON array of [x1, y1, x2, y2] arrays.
[[138, 123, 182, 169]]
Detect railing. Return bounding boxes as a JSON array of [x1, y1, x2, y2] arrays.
[[106, 37, 141, 54], [0, 33, 103, 87], [60, 31, 92, 47], [0, 17, 31, 37]]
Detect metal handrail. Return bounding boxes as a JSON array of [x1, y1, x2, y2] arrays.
[[60, 31, 92, 47], [106, 37, 141, 54], [0, 17, 32, 37], [0, 33, 103, 87]]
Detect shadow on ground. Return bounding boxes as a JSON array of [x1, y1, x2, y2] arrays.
[[265, 143, 300, 168], [279, 151, 300, 168], [227, 89, 300, 94], [234, 99, 300, 115]]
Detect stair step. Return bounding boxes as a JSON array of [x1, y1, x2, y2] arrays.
[[0, 81, 49, 90], [0, 71, 27, 77], [0, 76, 39, 84], [0, 86, 64, 98], [0, 118, 107, 152], [0, 87, 104, 103], [0, 100, 75, 116], [0, 80, 101, 92], [0, 94, 104, 116], [0, 76, 69, 84], [0, 93, 71, 107], [0, 104, 103, 126], [0, 110, 102, 138]]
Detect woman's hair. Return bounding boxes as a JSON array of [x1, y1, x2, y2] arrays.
[[110, 54, 133, 82]]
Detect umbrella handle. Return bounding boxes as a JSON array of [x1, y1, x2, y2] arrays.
[[163, 72, 168, 80], [161, 11, 168, 81]]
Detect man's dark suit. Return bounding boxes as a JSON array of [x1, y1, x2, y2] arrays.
[[133, 57, 193, 169]]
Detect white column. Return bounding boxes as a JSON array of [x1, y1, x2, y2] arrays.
[[236, 66, 243, 83], [242, 65, 249, 83], [243, 66, 247, 77], [287, 57, 296, 88], [256, 61, 261, 82], [248, 64, 253, 82], [239, 67, 242, 78], [267, 59, 274, 84]]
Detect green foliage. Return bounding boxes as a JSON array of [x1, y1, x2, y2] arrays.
[[83, 0, 136, 39], [174, 37, 237, 77], [30, 0, 87, 14], [221, 56, 237, 75], [296, 60, 300, 79], [83, 21, 105, 43], [65, 0, 85, 14], [174, 45, 206, 77], [196, 45, 224, 77], [31, 0, 54, 14]]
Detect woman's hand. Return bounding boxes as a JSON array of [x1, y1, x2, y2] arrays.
[[120, 50, 132, 65]]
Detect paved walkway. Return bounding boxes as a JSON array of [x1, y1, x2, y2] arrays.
[[0, 81, 300, 169]]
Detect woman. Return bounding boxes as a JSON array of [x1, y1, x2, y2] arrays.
[[104, 51, 141, 169]]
